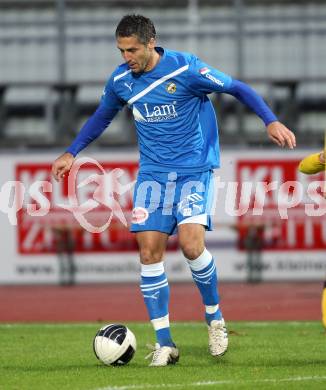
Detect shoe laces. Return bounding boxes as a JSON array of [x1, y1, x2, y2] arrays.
[[209, 322, 226, 343], [145, 343, 160, 361]]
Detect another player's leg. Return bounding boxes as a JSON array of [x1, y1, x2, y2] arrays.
[[178, 223, 228, 357], [298, 149, 326, 328], [298, 151, 325, 174], [322, 280, 326, 329], [136, 231, 179, 367]]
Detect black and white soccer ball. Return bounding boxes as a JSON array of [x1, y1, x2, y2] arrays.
[[93, 324, 136, 366]]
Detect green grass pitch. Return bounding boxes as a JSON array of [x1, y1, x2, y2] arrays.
[[0, 322, 325, 390]]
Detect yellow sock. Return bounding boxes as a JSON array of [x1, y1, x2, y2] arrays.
[[322, 281, 326, 328], [298, 153, 325, 175]]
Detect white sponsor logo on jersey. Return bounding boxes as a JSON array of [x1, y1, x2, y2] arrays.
[[199, 67, 224, 87], [205, 72, 224, 87], [132, 102, 178, 123]]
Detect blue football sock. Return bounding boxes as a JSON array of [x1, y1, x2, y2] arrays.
[[188, 249, 223, 325], [140, 262, 174, 347]]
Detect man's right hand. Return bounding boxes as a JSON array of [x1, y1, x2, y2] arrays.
[[52, 152, 75, 182]]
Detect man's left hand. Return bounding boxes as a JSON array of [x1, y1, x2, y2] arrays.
[[267, 121, 296, 149]]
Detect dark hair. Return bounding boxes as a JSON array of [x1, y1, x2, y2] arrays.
[[115, 15, 156, 45]]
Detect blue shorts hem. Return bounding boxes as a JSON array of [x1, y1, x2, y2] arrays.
[[130, 226, 174, 235]]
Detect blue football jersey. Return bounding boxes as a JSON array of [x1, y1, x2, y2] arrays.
[[101, 47, 233, 173]]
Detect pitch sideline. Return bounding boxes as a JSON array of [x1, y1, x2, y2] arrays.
[[94, 376, 326, 390]]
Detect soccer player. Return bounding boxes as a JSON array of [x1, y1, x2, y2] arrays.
[[298, 150, 326, 328], [52, 15, 296, 366]]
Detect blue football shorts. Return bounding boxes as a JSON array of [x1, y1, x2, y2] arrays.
[[130, 170, 214, 235]]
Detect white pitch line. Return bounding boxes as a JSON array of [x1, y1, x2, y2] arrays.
[[93, 376, 326, 390], [0, 321, 318, 329]]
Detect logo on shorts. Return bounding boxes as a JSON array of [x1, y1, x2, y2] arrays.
[[178, 193, 204, 216], [131, 207, 149, 224], [166, 82, 177, 94], [182, 208, 192, 217]]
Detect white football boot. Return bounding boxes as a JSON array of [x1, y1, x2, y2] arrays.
[[146, 343, 179, 367], [208, 318, 228, 357]]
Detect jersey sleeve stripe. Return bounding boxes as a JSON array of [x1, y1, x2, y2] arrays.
[[113, 69, 132, 82]]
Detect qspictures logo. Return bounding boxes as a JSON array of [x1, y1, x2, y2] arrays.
[[11, 158, 138, 254], [0, 157, 325, 254]]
